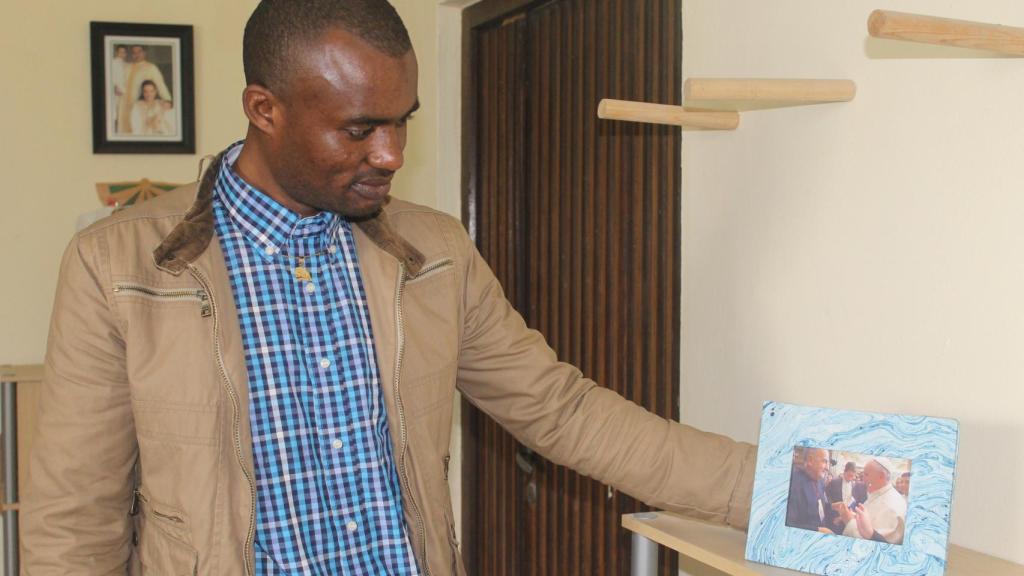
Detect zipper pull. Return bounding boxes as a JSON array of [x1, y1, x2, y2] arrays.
[[198, 291, 212, 318]]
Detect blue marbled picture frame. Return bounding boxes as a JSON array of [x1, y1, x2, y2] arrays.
[[745, 401, 959, 576]]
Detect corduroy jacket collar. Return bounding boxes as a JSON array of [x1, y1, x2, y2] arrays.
[[152, 151, 426, 277]]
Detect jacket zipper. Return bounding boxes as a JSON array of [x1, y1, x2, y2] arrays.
[[406, 258, 453, 284], [185, 265, 257, 576], [394, 262, 430, 575], [113, 282, 211, 317], [396, 257, 454, 574]]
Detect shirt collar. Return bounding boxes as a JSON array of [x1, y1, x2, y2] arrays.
[[214, 141, 342, 256]]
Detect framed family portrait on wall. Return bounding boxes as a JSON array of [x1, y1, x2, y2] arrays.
[[90, 22, 195, 154]]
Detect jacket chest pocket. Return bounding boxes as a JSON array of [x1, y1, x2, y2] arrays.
[[114, 282, 210, 316], [133, 400, 219, 447], [114, 281, 223, 407], [401, 260, 459, 380]]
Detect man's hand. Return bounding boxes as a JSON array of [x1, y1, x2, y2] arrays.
[[831, 501, 855, 524], [853, 504, 875, 539]]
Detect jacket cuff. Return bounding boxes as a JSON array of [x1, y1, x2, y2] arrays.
[[725, 445, 757, 530]]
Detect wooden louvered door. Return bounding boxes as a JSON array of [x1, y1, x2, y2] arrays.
[[460, 0, 681, 574]]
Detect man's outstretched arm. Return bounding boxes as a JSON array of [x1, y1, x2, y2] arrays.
[[450, 220, 754, 529]]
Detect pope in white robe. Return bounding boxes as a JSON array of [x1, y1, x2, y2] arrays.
[[833, 458, 907, 545]]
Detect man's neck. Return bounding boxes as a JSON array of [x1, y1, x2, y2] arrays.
[[234, 137, 319, 218]]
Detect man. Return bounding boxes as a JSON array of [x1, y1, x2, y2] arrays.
[[832, 459, 908, 545], [786, 447, 831, 532], [117, 44, 173, 134], [22, 1, 755, 574], [826, 461, 867, 520], [110, 45, 129, 133], [895, 471, 911, 499]]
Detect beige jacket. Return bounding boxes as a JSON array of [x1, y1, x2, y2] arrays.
[[22, 155, 755, 575]]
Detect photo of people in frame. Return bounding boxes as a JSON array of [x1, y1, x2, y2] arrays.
[[786, 446, 911, 545], [107, 39, 179, 139], [91, 22, 194, 154]]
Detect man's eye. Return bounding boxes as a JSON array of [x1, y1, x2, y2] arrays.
[[345, 127, 374, 139]]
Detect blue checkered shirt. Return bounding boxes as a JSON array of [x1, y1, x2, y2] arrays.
[[212, 143, 420, 575]]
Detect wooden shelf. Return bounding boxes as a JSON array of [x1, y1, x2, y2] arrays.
[[0, 365, 43, 384], [683, 78, 857, 111], [622, 512, 1024, 576], [598, 79, 854, 129], [868, 10, 1024, 56], [598, 99, 739, 130]]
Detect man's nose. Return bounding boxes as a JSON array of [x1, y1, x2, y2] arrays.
[[367, 127, 405, 172]]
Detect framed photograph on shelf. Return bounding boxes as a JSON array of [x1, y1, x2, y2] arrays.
[[90, 21, 195, 154], [745, 401, 959, 576]]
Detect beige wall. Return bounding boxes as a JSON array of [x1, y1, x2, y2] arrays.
[[682, 0, 1024, 565], [0, 0, 260, 365], [11, 0, 1018, 570], [0, 0, 441, 367]]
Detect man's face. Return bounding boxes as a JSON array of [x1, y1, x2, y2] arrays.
[[264, 28, 419, 218], [895, 474, 909, 496], [863, 461, 887, 491], [803, 449, 828, 479], [843, 468, 856, 482], [115, 46, 127, 60], [131, 46, 146, 62], [142, 83, 157, 102]]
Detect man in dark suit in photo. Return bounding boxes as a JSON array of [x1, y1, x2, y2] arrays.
[[826, 461, 868, 529], [786, 447, 832, 532]]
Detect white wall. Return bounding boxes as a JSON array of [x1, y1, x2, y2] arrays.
[[0, 0, 441, 369], [0, 0, 262, 367], [9, 0, 1018, 570], [0, 0, 456, 564], [681, 0, 1024, 565]]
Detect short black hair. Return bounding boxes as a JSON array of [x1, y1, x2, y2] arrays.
[[844, 461, 857, 473], [243, 0, 412, 92]]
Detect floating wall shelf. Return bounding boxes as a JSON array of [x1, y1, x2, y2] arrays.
[[597, 99, 740, 131], [598, 79, 856, 129], [683, 78, 857, 111], [868, 9, 1024, 56]]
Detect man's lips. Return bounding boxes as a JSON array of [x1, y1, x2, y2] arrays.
[[350, 178, 392, 200]]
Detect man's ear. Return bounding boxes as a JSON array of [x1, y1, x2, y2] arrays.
[[242, 84, 281, 135]]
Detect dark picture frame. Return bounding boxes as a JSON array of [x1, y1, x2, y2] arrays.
[[90, 22, 195, 154]]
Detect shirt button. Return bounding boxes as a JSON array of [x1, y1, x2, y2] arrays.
[[328, 245, 338, 254], [305, 283, 317, 294], [332, 439, 344, 450], [347, 521, 358, 533], [320, 358, 331, 369], [265, 245, 277, 256]]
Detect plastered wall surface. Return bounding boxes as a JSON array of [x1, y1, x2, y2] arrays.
[[681, 0, 1024, 565], [0, 0, 438, 367], [9, 0, 1019, 571]]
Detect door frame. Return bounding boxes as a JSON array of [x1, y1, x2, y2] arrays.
[[459, 1, 540, 568]]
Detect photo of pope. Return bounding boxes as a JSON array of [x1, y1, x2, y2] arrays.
[[786, 447, 910, 545]]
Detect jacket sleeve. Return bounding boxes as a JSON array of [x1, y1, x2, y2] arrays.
[[452, 223, 755, 529], [21, 230, 137, 574]]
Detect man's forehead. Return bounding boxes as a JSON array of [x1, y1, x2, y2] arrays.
[[302, 29, 416, 81]]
